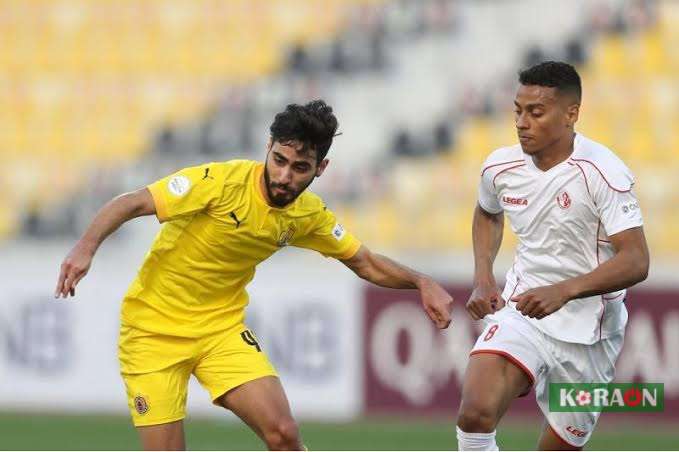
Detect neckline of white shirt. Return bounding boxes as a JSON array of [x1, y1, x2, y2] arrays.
[[523, 133, 580, 174]]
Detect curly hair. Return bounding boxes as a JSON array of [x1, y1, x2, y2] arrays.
[[519, 61, 582, 102], [269, 100, 339, 163]]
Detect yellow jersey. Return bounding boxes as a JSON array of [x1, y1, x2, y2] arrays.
[[121, 160, 361, 337]]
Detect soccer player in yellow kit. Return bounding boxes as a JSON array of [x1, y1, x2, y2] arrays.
[[55, 100, 453, 451]]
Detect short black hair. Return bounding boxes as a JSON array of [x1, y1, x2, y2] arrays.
[[269, 100, 339, 163], [518, 61, 582, 103]]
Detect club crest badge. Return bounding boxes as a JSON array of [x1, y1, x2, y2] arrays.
[[556, 191, 572, 209], [277, 225, 296, 247], [134, 395, 149, 415]]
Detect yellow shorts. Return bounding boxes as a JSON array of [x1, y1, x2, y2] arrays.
[[118, 324, 277, 427]]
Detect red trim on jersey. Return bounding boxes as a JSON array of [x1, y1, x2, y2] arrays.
[[509, 278, 520, 300], [599, 300, 606, 341], [596, 221, 601, 265], [492, 163, 526, 189], [603, 292, 625, 301], [481, 158, 524, 177], [470, 349, 535, 386], [568, 161, 592, 197], [595, 221, 606, 341], [548, 424, 581, 449], [570, 157, 633, 193], [573, 158, 613, 340]]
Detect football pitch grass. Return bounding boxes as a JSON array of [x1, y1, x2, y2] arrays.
[[0, 413, 676, 450]]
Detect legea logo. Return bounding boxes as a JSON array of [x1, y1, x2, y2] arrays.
[[549, 383, 664, 412], [502, 196, 528, 206]]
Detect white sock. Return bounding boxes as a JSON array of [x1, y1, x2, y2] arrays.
[[456, 426, 499, 451]]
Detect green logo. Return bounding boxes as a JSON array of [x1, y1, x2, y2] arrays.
[[549, 383, 664, 412]]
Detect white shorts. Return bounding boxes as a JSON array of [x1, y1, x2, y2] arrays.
[[470, 307, 624, 448]]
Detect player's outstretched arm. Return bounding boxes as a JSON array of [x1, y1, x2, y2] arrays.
[[54, 188, 156, 299], [466, 204, 505, 320], [513, 227, 650, 319], [341, 245, 453, 329]]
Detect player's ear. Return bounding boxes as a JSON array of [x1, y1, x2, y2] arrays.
[[565, 102, 580, 128], [316, 158, 329, 177], [266, 137, 273, 152]]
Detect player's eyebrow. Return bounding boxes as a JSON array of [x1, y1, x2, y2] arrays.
[[289, 157, 313, 170], [272, 151, 289, 162], [274, 150, 312, 167], [292, 147, 317, 165], [514, 100, 545, 109]]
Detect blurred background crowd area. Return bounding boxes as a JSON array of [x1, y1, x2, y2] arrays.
[[1, 0, 676, 260]]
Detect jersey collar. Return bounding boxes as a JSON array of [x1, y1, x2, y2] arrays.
[[524, 132, 580, 173]]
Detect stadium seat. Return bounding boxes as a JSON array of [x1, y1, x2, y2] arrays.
[[0, 0, 385, 240], [352, 5, 678, 254]]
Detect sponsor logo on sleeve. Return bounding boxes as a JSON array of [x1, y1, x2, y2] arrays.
[[332, 223, 346, 241], [168, 175, 191, 196], [622, 201, 639, 214]]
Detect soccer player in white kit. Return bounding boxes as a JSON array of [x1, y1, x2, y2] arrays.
[[456, 61, 650, 451]]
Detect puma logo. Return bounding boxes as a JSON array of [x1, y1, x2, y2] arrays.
[[202, 168, 214, 180], [229, 211, 243, 228]]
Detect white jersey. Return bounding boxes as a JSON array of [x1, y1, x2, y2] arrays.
[[478, 133, 644, 344]]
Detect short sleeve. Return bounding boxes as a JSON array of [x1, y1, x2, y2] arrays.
[[147, 164, 224, 222], [592, 174, 644, 237], [478, 165, 503, 214], [292, 207, 362, 259]]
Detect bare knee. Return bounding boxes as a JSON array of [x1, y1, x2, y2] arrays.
[[457, 404, 499, 433], [456, 353, 530, 434], [263, 417, 301, 451]]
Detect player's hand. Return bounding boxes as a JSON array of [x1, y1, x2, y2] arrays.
[[466, 282, 505, 320], [418, 278, 453, 329], [55, 241, 95, 299], [511, 284, 569, 319]]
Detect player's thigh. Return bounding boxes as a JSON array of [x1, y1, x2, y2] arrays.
[[460, 312, 542, 422], [459, 352, 532, 421], [194, 327, 294, 441], [137, 420, 186, 451], [119, 325, 194, 428], [217, 375, 297, 440]]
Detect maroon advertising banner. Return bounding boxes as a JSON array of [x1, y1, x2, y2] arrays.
[[363, 285, 679, 418]]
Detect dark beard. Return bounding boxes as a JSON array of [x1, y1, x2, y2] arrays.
[[263, 163, 314, 207]]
